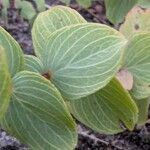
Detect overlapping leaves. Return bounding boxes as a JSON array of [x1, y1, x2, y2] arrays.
[[69, 78, 138, 134], [120, 7, 150, 96], [131, 82, 150, 100], [44, 23, 127, 100], [32, 5, 86, 59], [120, 7, 150, 126], [122, 33, 150, 84], [32, 6, 127, 100], [24, 55, 44, 74], [0, 5, 145, 150]]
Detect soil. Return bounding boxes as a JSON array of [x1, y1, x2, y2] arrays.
[[0, 0, 150, 150]]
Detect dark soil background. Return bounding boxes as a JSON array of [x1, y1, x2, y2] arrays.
[[0, 0, 150, 150]]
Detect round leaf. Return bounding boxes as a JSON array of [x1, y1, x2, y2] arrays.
[[0, 27, 24, 77], [69, 78, 138, 134], [122, 32, 150, 84], [0, 47, 11, 120], [32, 5, 86, 59], [45, 23, 127, 100], [0, 71, 77, 150]]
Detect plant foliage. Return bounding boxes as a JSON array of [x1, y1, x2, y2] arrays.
[[0, 5, 150, 150], [0, 47, 11, 120], [60, 0, 150, 25], [69, 78, 138, 134], [119, 6, 150, 126]]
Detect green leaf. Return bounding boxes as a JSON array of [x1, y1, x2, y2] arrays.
[[19, 1, 36, 21], [69, 78, 138, 134], [1, 0, 9, 21], [138, 0, 150, 8], [105, 0, 138, 24], [122, 32, 150, 84], [130, 82, 150, 99], [120, 7, 150, 39], [24, 55, 44, 74], [0, 47, 11, 120], [44, 23, 127, 100], [134, 98, 150, 125], [33, 0, 45, 12], [76, 0, 92, 8], [32, 5, 86, 59], [0, 27, 24, 77], [0, 71, 77, 150]]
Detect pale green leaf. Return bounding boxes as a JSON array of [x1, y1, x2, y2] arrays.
[[0, 47, 11, 120], [1, 0, 9, 20], [122, 32, 150, 84], [105, 0, 138, 24], [130, 82, 150, 99], [134, 98, 150, 125], [44, 23, 127, 100], [32, 5, 86, 59], [19, 1, 36, 21], [120, 7, 150, 39], [0, 27, 24, 77], [24, 55, 44, 74], [76, 0, 92, 8], [0, 71, 77, 150], [69, 78, 138, 134]]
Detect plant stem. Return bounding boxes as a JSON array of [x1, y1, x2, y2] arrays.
[[79, 131, 109, 145], [78, 131, 123, 150]]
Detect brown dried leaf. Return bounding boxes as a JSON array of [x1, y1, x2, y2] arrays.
[[116, 69, 133, 90]]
